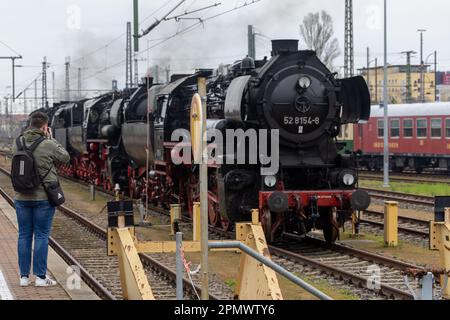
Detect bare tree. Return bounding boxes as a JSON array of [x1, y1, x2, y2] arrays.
[[300, 11, 340, 71]]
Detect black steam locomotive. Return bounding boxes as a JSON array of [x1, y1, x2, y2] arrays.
[[37, 39, 371, 243]]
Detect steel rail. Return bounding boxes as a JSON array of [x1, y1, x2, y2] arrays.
[[361, 210, 430, 237], [269, 236, 423, 300], [268, 245, 414, 300], [361, 188, 434, 206]]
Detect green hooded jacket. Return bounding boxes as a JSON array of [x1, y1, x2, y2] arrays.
[[12, 128, 70, 201]]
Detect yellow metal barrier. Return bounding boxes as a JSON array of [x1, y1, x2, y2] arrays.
[[384, 201, 398, 247], [430, 208, 450, 299], [107, 201, 283, 300], [115, 228, 155, 300], [235, 221, 283, 300], [193, 202, 201, 242]]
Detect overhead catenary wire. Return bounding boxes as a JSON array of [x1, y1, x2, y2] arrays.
[[0, 41, 21, 56], [69, 0, 178, 66], [81, 0, 263, 83], [54, 0, 263, 87]]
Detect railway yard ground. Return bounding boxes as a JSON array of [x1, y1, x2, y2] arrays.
[[0, 156, 356, 300], [0, 153, 448, 301]]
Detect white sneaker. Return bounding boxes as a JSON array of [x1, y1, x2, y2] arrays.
[[35, 275, 57, 287], [20, 276, 31, 287]]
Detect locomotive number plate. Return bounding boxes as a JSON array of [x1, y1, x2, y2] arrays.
[[283, 116, 320, 126]]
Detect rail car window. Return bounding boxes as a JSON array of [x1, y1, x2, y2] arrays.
[[390, 119, 400, 138], [403, 119, 413, 138], [431, 119, 442, 138], [446, 119, 450, 138], [417, 119, 427, 138], [377, 119, 384, 138]]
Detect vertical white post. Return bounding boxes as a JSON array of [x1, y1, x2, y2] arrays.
[[176, 232, 183, 300], [198, 77, 209, 300], [383, 0, 390, 188]]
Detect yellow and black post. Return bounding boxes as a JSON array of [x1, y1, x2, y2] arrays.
[[170, 204, 181, 235], [430, 207, 450, 299], [193, 202, 201, 242], [384, 201, 398, 247]]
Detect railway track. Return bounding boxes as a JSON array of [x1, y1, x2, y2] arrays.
[[362, 188, 434, 207], [126, 194, 434, 299], [359, 171, 450, 185], [0, 161, 439, 300], [362, 210, 430, 237], [358, 210, 430, 247], [269, 237, 435, 300], [0, 167, 229, 300]]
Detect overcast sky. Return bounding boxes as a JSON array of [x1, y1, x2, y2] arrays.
[[1, 0, 449, 109]]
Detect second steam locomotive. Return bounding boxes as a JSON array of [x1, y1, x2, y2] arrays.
[[37, 39, 371, 243]]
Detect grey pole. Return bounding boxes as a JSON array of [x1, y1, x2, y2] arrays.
[[418, 29, 427, 103], [208, 242, 333, 300], [34, 79, 37, 110], [198, 79, 209, 300], [12, 58, 15, 102], [175, 232, 183, 300], [367, 47, 370, 95], [52, 71, 55, 104], [383, 0, 389, 188], [23, 89, 27, 114], [90, 183, 95, 201], [375, 58, 378, 104], [420, 31, 423, 102], [434, 51, 437, 102]]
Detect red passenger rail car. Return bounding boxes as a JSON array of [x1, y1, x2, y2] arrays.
[[354, 102, 450, 173]]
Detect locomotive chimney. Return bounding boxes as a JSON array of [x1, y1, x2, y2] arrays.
[[271, 39, 299, 56]]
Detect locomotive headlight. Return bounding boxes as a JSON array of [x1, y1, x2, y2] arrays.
[[298, 76, 311, 89], [342, 173, 355, 186], [264, 175, 277, 188], [338, 170, 357, 187]]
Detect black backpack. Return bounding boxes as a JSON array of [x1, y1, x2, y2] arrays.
[[11, 136, 46, 194]]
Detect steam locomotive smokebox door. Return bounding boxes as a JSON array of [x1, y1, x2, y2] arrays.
[[434, 196, 450, 222], [107, 200, 134, 228]]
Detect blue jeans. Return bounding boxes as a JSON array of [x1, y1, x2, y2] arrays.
[[15, 200, 55, 278]]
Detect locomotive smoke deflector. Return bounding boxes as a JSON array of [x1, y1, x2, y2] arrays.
[[271, 39, 299, 56], [339, 76, 371, 124]]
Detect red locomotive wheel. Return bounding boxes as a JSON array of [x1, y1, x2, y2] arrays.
[[220, 216, 232, 232], [262, 208, 273, 242], [207, 193, 220, 227], [129, 179, 137, 198], [323, 208, 339, 244], [186, 176, 199, 219]]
